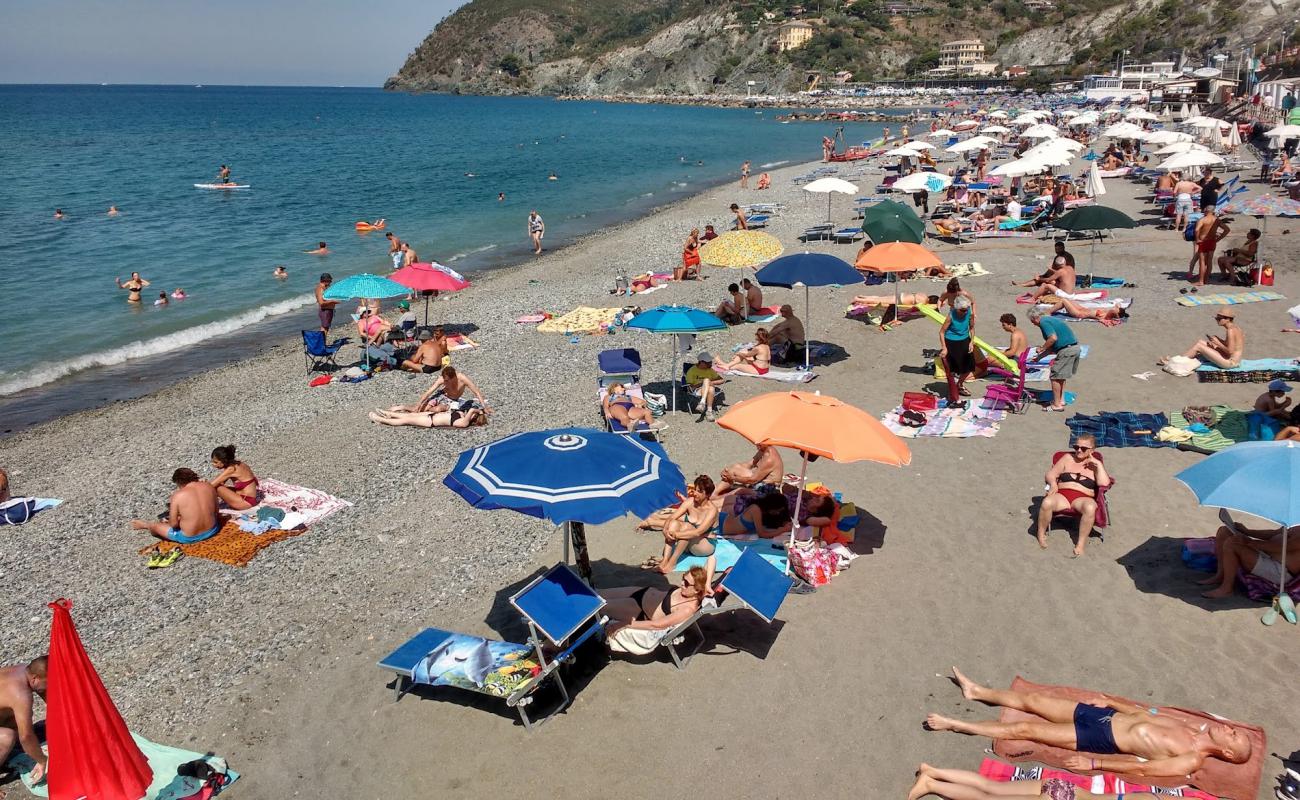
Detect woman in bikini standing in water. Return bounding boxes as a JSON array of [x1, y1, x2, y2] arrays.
[[209, 444, 261, 511], [116, 272, 150, 303]]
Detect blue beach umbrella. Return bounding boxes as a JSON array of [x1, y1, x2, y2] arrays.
[[321, 272, 409, 301], [444, 427, 687, 580], [1175, 441, 1300, 623], [756, 253, 863, 369], [627, 305, 727, 412]]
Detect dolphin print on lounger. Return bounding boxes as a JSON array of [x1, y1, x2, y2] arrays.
[[411, 633, 541, 697]]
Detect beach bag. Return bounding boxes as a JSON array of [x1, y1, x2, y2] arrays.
[[902, 391, 938, 412], [0, 498, 38, 526], [1183, 221, 1196, 242], [787, 540, 839, 587], [1181, 537, 1218, 573], [1162, 356, 1200, 377], [642, 391, 668, 417]]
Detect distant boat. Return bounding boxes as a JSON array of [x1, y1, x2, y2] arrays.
[[100, 82, 108, 86], [195, 84, 203, 88]]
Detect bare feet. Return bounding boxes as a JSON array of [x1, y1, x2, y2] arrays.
[[906, 774, 933, 800], [1201, 586, 1234, 599], [1072, 546, 1085, 558], [1037, 532, 1048, 549], [1194, 574, 1222, 585], [950, 666, 980, 701], [924, 712, 958, 731]]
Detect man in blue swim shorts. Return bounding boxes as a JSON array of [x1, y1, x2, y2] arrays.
[[131, 468, 222, 544], [925, 667, 1252, 782]]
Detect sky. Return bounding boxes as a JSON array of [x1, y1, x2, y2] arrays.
[[0, 0, 465, 86]]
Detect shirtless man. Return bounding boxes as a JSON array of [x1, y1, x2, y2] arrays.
[[714, 444, 784, 498], [305, 241, 330, 255], [314, 273, 338, 335], [401, 242, 417, 268], [1197, 514, 1300, 599], [400, 328, 449, 373], [407, 366, 489, 415], [1254, 378, 1293, 420], [715, 283, 747, 324], [972, 313, 1029, 378], [1190, 205, 1230, 286], [129, 468, 221, 544], [1162, 309, 1244, 369], [386, 231, 403, 270], [926, 667, 1252, 781], [730, 203, 748, 231], [1014, 242, 1074, 289], [768, 305, 806, 363], [1, 656, 48, 792], [742, 278, 763, 317], [218, 164, 231, 184]]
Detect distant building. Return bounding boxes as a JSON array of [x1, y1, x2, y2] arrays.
[[1005, 65, 1029, 78], [1082, 60, 1179, 100], [940, 39, 985, 69], [1023, 0, 1055, 10], [778, 20, 815, 52], [883, 2, 926, 15]]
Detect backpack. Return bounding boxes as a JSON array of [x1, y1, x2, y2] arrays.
[[1183, 221, 1197, 242]]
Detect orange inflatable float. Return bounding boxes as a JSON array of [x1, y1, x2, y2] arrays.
[[355, 219, 386, 232]]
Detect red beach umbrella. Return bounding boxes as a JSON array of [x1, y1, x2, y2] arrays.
[[391, 262, 471, 325], [46, 599, 151, 800]]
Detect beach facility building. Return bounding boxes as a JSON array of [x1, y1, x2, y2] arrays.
[[778, 20, 815, 52], [940, 39, 985, 69], [1081, 60, 1179, 100]]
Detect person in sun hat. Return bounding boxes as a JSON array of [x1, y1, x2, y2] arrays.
[[1246, 378, 1294, 440], [1160, 308, 1244, 369]]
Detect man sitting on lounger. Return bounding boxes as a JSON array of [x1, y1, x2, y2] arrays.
[[400, 328, 449, 373], [130, 468, 221, 544], [1159, 309, 1244, 369], [926, 667, 1252, 780], [715, 443, 784, 497], [768, 305, 806, 364]]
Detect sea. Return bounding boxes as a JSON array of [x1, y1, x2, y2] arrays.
[[0, 85, 893, 432]]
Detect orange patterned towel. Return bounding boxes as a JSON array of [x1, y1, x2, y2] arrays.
[[140, 518, 307, 568]]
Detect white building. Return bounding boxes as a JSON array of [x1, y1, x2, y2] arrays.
[[1081, 61, 1180, 100]]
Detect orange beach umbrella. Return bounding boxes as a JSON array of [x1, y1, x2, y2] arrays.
[[855, 242, 945, 310], [716, 391, 911, 567]]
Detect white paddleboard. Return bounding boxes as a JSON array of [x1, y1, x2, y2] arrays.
[[194, 183, 250, 190]]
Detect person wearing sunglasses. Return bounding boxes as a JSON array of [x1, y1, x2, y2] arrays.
[[1159, 309, 1244, 369], [1036, 434, 1111, 557]]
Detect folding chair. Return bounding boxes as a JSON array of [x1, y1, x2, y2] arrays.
[[1047, 450, 1113, 543], [597, 349, 666, 440], [378, 563, 605, 731], [301, 330, 346, 374], [981, 349, 1031, 414]]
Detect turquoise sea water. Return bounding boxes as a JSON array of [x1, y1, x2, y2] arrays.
[[0, 85, 889, 427]]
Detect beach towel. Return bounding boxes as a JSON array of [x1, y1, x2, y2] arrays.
[[747, 305, 782, 323], [1024, 345, 1091, 383], [7, 731, 240, 799], [446, 334, 477, 352], [713, 364, 816, 383], [536, 306, 622, 334], [900, 262, 988, 281], [674, 536, 787, 573], [1066, 411, 1172, 448], [993, 676, 1266, 799], [0, 497, 61, 526], [1167, 405, 1250, 452], [881, 404, 1004, 438], [1017, 289, 1108, 305], [1195, 358, 1300, 384], [1176, 290, 1285, 307], [1096, 167, 1131, 177], [970, 229, 1033, 239], [1081, 276, 1126, 289], [978, 758, 1215, 800], [515, 312, 551, 325]]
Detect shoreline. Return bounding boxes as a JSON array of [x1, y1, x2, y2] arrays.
[[556, 91, 938, 115]]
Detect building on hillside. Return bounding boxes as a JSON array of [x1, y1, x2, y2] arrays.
[[882, 2, 926, 15], [1005, 64, 1029, 78], [1081, 60, 1179, 100], [1023, 0, 1055, 10], [940, 39, 985, 69], [778, 20, 815, 52]]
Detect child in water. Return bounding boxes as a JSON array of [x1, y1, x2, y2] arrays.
[[155, 292, 169, 306], [171, 288, 186, 300]]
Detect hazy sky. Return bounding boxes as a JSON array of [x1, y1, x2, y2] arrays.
[[0, 0, 464, 86]]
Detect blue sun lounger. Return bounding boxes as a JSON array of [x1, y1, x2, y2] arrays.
[[378, 563, 605, 730]]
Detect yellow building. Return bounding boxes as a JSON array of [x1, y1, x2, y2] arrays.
[[778, 21, 815, 52], [940, 39, 985, 68]]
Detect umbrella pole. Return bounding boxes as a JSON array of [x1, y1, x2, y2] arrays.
[[570, 520, 593, 585], [424, 293, 431, 327], [786, 451, 810, 576], [562, 522, 570, 565], [805, 284, 812, 370], [671, 335, 678, 414]]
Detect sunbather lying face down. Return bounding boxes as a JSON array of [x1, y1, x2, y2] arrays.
[[925, 667, 1251, 783], [719, 490, 792, 539], [603, 383, 654, 429], [714, 444, 784, 498], [852, 292, 938, 308], [598, 566, 710, 636], [905, 763, 1158, 800]]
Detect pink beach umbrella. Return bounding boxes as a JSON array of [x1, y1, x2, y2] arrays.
[[392, 262, 471, 324]]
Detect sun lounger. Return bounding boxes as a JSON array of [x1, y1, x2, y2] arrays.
[[800, 223, 835, 241], [738, 215, 769, 229], [831, 227, 864, 243], [378, 563, 605, 730]]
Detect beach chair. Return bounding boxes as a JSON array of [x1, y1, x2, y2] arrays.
[[597, 348, 665, 440], [739, 215, 769, 229], [301, 330, 346, 374], [377, 563, 605, 731], [981, 349, 1031, 414], [648, 549, 794, 669], [1047, 450, 1113, 541], [831, 227, 864, 243], [679, 362, 724, 413], [800, 223, 835, 242]]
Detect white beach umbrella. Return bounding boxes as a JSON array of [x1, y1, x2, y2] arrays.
[[1154, 141, 1208, 155], [1186, 117, 1225, 129], [954, 119, 981, 130], [1026, 149, 1073, 168], [1143, 130, 1193, 145], [980, 125, 1011, 134], [1157, 150, 1225, 171], [1051, 138, 1086, 152], [893, 171, 953, 193], [1086, 161, 1107, 197], [1011, 114, 1042, 126], [1189, 103, 1202, 117], [1177, 102, 1190, 119], [803, 176, 859, 221], [989, 158, 1049, 178], [947, 137, 995, 153], [1068, 112, 1099, 126], [885, 147, 921, 156], [1265, 124, 1300, 140], [987, 110, 1009, 119], [1102, 122, 1144, 138], [901, 140, 936, 150], [1021, 123, 1060, 139], [1059, 109, 1080, 118], [1125, 109, 1158, 121], [1225, 121, 1242, 149], [928, 128, 958, 139]]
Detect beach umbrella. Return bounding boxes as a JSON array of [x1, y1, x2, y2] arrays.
[[900, 140, 937, 150], [1174, 441, 1300, 623], [1086, 161, 1107, 198], [855, 241, 943, 309], [990, 158, 1049, 178], [980, 125, 1011, 134], [1021, 123, 1060, 139], [625, 304, 726, 413], [1265, 124, 1300, 140], [953, 119, 980, 130], [1102, 122, 1144, 138], [1144, 130, 1194, 144], [45, 598, 153, 800], [928, 128, 958, 139], [987, 110, 1009, 119], [1220, 194, 1300, 267], [1011, 113, 1043, 125], [699, 230, 783, 268], [803, 177, 859, 221], [885, 147, 922, 157], [1050, 205, 1136, 282], [1225, 121, 1242, 151], [717, 390, 910, 568], [391, 262, 470, 325], [445, 428, 686, 582], [1125, 109, 1158, 121], [947, 136, 996, 153], [1157, 150, 1225, 171], [1155, 141, 1208, 155], [322, 272, 410, 368], [861, 200, 925, 245], [755, 253, 863, 369], [893, 171, 953, 194], [1068, 112, 1098, 127]]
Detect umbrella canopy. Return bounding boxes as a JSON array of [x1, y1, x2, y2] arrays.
[[1021, 123, 1060, 139], [1067, 112, 1099, 126], [1011, 113, 1043, 125], [1143, 130, 1193, 144], [1102, 122, 1144, 138], [1265, 124, 1300, 139], [893, 171, 953, 193], [855, 241, 943, 273], [990, 158, 1049, 178], [861, 200, 924, 244], [392, 262, 470, 293], [804, 176, 859, 221], [1125, 109, 1158, 121], [1157, 150, 1225, 171], [626, 304, 727, 334], [1155, 141, 1208, 155], [980, 125, 1011, 134], [946, 138, 992, 153], [884, 147, 922, 156], [46, 598, 152, 800], [321, 272, 409, 301], [699, 230, 783, 268], [928, 128, 958, 138], [1086, 161, 1107, 198], [755, 253, 863, 288], [987, 111, 1009, 119], [1052, 205, 1135, 232], [900, 140, 937, 150]]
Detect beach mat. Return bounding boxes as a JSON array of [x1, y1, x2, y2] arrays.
[[1167, 405, 1250, 452], [747, 305, 782, 323], [904, 262, 987, 281], [993, 676, 1265, 799], [673, 537, 787, 573], [447, 334, 478, 351], [715, 365, 816, 383], [1176, 290, 1284, 307], [7, 731, 240, 799], [1195, 357, 1300, 383], [978, 758, 1215, 800], [537, 306, 621, 334], [881, 405, 1004, 438]]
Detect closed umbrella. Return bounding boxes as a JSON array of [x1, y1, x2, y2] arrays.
[[625, 304, 726, 413], [1175, 441, 1300, 623], [445, 428, 686, 582], [717, 390, 910, 569], [1086, 160, 1107, 198], [855, 241, 944, 309], [699, 230, 783, 268], [861, 199, 924, 245], [391, 262, 470, 325], [1050, 205, 1136, 283], [1225, 121, 1242, 151], [755, 253, 864, 369], [803, 177, 859, 222]]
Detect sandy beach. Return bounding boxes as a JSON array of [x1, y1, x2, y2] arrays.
[[3, 152, 1298, 799]]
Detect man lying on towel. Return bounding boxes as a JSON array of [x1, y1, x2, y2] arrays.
[[925, 667, 1251, 779]]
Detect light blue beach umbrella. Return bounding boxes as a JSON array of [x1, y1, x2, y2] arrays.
[[1175, 441, 1300, 623], [444, 427, 687, 581], [322, 273, 409, 368], [626, 305, 727, 413]]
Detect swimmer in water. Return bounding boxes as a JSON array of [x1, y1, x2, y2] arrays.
[[54, 209, 64, 220], [116, 272, 150, 303], [107, 205, 120, 216], [171, 288, 187, 299], [548, 173, 558, 181], [155, 292, 169, 306], [273, 266, 288, 279], [497, 192, 505, 202], [218, 164, 231, 184], [305, 241, 330, 255], [465, 172, 476, 178]]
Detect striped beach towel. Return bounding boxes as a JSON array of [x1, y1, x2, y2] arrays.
[[1176, 290, 1285, 307], [978, 758, 1215, 800], [1195, 358, 1300, 383], [1167, 405, 1250, 452]]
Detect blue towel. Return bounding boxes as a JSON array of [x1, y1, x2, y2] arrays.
[[1196, 358, 1300, 373], [673, 537, 787, 573], [1085, 276, 1126, 288], [1066, 411, 1173, 448]]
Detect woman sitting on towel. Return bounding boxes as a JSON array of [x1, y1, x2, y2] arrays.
[[367, 406, 485, 428], [639, 475, 720, 574], [717, 328, 771, 375], [598, 565, 712, 636], [1037, 296, 1128, 322], [603, 383, 655, 431], [209, 444, 260, 511], [905, 763, 1158, 800], [720, 490, 792, 539]]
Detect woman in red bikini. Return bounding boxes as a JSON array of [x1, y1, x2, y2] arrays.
[[717, 328, 771, 375], [209, 444, 260, 511], [1035, 433, 1111, 557]]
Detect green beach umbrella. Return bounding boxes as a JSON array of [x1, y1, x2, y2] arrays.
[[1049, 205, 1136, 284], [861, 200, 924, 244]]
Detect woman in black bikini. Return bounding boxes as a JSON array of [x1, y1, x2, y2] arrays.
[[598, 565, 712, 636], [116, 272, 150, 303], [1035, 433, 1111, 557]]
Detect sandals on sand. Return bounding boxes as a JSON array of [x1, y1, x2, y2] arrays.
[[146, 548, 183, 569], [639, 557, 661, 570]]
